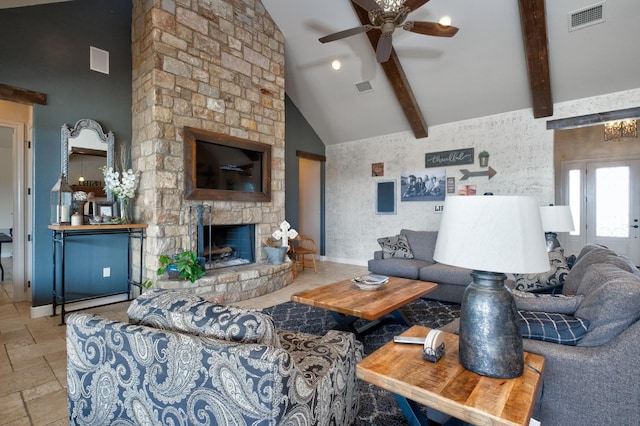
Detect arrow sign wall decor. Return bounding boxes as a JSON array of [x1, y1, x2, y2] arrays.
[[460, 167, 497, 180]]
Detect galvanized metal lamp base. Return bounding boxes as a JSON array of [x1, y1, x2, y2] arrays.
[[459, 270, 524, 378], [545, 231, 561, 252]]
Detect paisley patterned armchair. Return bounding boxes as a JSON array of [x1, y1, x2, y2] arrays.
[[66, 289, 363, 425]]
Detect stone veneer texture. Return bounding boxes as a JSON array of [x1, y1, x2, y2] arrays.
[[131, 0, 287, 290]]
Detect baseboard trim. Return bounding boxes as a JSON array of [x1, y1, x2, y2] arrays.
[[30, 294, 129, 319], [324, 256, 368, 267]]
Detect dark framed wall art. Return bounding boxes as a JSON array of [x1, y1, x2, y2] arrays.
[[376, 180, 396, 215]]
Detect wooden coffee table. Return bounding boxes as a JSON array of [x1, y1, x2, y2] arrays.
[[357, 325, 545, 426], [291, 277, 437, 337]]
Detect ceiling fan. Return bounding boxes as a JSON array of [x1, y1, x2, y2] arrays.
[[319, 0, 459, 63]]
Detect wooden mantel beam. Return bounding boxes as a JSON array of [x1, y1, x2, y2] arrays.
[[351, 1, 429, 139], [518, 0, 553, 118]]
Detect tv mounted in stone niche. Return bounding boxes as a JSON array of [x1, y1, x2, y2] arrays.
[[184, 127, 271, 201]]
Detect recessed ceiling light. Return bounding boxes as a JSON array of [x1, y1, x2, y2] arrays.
[[331, 60, 342, 71], [439, 16, 452, 26]]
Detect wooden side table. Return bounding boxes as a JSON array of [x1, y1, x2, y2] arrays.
[[357, 325, 545, 426]]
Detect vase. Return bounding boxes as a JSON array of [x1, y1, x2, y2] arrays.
[[166, 263, 180, 279], [263, 246, 288, 264], [119, 198, 131, 224]]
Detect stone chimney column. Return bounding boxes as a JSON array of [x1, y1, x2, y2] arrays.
[[131, 0, 285, 282]]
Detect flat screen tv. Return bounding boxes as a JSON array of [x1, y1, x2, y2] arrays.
[[184, 127, 271, 201]]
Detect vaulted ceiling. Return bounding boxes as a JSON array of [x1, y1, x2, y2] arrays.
[[3, 0, 639, 146], [262, 0, 640, 145]]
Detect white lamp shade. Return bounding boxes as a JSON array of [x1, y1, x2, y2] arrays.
[[433, 196, 549, 274], [539, 205, 575, 233]]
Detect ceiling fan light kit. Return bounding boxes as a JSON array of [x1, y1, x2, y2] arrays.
[[319, 0, 458, 63]]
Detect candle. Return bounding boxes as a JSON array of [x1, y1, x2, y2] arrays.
[[71, 212, 83, 226], [59, 205, 70, 223]]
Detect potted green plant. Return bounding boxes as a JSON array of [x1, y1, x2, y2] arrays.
[[157, 250, 206, 283]]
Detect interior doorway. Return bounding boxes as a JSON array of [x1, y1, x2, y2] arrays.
[[0, 100, 33, 302], [298, 156, 322, 256], [0, 117, 31, 302], [561, 159, 640, 264]]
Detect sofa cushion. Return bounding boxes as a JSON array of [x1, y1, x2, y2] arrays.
[[574, 264, 640, 347], [513, 247, 570, 292], [511, 289, 584, 315], [562, 245, 633, 295], [401, 229, 438, 262], [518, 311, 589, 345], [127, 288, 279, 346], [419, 263, 472, 286], [367, 258, 431, 280], [377, 234, 414, 259]]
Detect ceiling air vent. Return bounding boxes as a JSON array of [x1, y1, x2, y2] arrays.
[[355, 81, 373, 94], [568, 3, 605, 32]]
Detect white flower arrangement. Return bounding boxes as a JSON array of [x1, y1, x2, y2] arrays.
[[101, 166, 140, 201]]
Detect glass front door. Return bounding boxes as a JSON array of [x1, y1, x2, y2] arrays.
[[563, 159, 640, 264]]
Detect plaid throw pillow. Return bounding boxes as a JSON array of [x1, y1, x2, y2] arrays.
[[377, 234, 414, 259], [518, 310, 589, 345]]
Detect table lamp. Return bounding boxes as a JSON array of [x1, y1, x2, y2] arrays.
[[539, 205, 575, 252], [433, 195, 549, 378]]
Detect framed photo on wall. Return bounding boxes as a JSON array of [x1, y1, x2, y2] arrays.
[[446, 177, 455, 194], [400, 169, 446, 202]]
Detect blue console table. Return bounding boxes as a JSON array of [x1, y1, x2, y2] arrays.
[[49, 223, 147, 324]]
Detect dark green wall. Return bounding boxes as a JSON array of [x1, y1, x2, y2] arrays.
[[284, 95, 326, 253], [0, 0, 133, 306]]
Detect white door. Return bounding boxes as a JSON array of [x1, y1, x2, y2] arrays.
[[562, 159, 640, 264]]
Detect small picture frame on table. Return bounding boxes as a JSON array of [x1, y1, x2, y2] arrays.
[[96, 201, 117, 218]]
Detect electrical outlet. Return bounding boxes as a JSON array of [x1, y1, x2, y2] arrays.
[[103, 267, 111, 278]]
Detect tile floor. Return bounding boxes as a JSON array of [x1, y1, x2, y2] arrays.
[[0, 258, 368, 425]]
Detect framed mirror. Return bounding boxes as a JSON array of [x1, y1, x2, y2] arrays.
[[61, 119, 114, 200]]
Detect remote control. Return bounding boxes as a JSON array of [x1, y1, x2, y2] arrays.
[[393, 336, 425, 345]]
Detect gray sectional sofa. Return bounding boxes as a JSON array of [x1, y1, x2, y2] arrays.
[[440, 244, 640, 425], [367, 229, 472, 303], [517, 244, 640, 426]]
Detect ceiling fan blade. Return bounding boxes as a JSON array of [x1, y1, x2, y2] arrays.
[[376, 34, 393, 63], [402, 0, 430, 12], [404, 21, 459, 37], [319, 25, 373, 43], [352, 0, 381, 12]]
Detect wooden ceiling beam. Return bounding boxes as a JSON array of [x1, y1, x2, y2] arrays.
[[546, 107, 640, 130], [351, 1, 428, 139], [0, 83, 46, 105], [518, 0, 553, 118]]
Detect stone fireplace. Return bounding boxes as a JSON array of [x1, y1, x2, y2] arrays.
[[130, 1, 291, 302]]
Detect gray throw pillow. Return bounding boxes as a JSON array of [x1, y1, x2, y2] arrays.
[[377, 234, 414, 259], [400, 229, 437, 262], [574, 264, 640, 347], [513, 247, 570, 291], [511, 289, 584, 315], [562, 245, 632, 295]]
